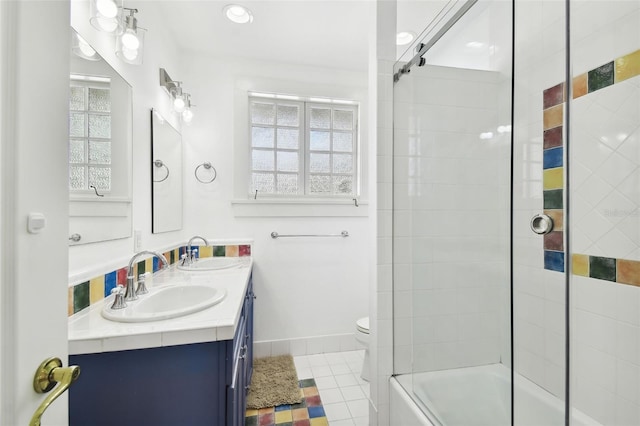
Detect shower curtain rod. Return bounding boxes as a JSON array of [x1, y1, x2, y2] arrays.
[[394, 0, 478, 83]]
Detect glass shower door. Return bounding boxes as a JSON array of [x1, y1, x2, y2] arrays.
[[568, 1, 640, 425], [392, 1, 513, 424]]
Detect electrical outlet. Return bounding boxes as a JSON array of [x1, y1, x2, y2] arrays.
[[134, 230, 142, 251]]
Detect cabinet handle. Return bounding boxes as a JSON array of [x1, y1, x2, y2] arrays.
[[239, 344, 248, 360]]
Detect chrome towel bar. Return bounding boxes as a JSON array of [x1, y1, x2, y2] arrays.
[[271, 231, 349, 239]]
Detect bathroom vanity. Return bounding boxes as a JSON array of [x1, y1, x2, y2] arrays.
[[67, 261, 254, 426]]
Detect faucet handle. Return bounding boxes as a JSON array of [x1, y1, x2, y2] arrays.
[[110, 285, 127, 310], [136, 273, 151, 295]]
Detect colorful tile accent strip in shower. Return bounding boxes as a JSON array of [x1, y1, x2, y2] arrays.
[[542, 81, 565, 273], [542, 48, 640, 278], [572, 254, 640, 287], [245, 378, 328, 426], [68, 244, 252, 316]]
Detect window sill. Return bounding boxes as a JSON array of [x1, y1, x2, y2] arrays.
[[231, 198, 369, 217]]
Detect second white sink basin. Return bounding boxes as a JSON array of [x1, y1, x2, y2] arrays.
[[102, 285, 226, 323], [177, 256, 248, 271]]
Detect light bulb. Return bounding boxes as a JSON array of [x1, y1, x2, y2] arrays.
[[122, 47, 139, 61], [96, 0, 118, 18], [182, 108, 194, 123], [121, 29, 140, 50], [96, 16, 118, 32], [77, 37, 96, 58], [173, 97, 186, 113]]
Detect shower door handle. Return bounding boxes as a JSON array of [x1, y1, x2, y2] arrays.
[[530, 213, 554, 235]]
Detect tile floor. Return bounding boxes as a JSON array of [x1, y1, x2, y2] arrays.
[[293, 350, 370, 426]]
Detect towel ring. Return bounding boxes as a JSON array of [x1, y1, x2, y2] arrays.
[[195, 162, 217, 184], [153, 159, 170, 183]]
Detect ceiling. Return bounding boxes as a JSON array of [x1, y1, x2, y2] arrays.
[[155, 1, 373, 72], [154, 0, 455, 73]]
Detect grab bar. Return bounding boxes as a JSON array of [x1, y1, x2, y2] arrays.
[[271, 231, 349, 239]]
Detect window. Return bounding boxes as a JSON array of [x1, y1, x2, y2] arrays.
[[69, 77, 112, 192], [249, 95, 358, 197]]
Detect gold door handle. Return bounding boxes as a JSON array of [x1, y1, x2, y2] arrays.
[[29, 357, 80, 426]]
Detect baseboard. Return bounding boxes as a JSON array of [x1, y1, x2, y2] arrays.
[[253, 333, 357, 358]]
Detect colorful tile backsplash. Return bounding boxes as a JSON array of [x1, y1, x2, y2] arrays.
[[68, 244, 252, 316], [542, 47, 640, 279]]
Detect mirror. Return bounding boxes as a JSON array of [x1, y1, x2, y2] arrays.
[[151, 109, 183, 233], [69, 28, 133, 245]]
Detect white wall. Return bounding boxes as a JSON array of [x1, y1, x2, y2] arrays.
[[178, 53, 371, 352]]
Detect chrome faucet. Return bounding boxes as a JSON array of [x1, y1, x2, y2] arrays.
[[185, 235, 209, 265], [124, 250, 169, 302]]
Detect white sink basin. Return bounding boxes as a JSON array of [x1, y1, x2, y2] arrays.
[[177, 256, 248, 271], [102, 285, 226, 323]]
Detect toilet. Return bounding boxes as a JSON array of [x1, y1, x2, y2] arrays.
[[355, 316, 370, 381]]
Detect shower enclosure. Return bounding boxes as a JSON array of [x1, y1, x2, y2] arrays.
[[391, 0, 640, 425]]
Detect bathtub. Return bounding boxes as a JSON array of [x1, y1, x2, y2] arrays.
[[390, 364, 600, 426]]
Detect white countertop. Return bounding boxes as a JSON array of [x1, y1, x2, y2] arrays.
[[68, 259, 253, 355]]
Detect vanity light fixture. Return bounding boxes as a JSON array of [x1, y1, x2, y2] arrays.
[[115, 8, 146, 65], [89, 0, 122, 33], [223, 4, 253, 24], [159, 68, 195, 121]]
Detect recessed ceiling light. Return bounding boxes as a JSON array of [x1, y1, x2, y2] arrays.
[[223, 4, 253, 24], [396, 31, 415, 46]]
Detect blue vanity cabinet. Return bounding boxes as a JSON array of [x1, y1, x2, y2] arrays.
[[69, 276, 254, 426]]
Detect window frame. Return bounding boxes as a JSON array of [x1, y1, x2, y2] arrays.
[[69, 77, 112, 194], [248, 94, 359, 199]]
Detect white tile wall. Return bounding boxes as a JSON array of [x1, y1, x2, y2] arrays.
[[374, 1, 397, 423], [572, 76, 640, 260]]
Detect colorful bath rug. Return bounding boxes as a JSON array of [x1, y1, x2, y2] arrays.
[[247, 355, 303, 409], [245, 378, 328, 426]]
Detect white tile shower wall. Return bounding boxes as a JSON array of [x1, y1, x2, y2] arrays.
[[393, 64, 509, 374], [572, 76, 640, 260]]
